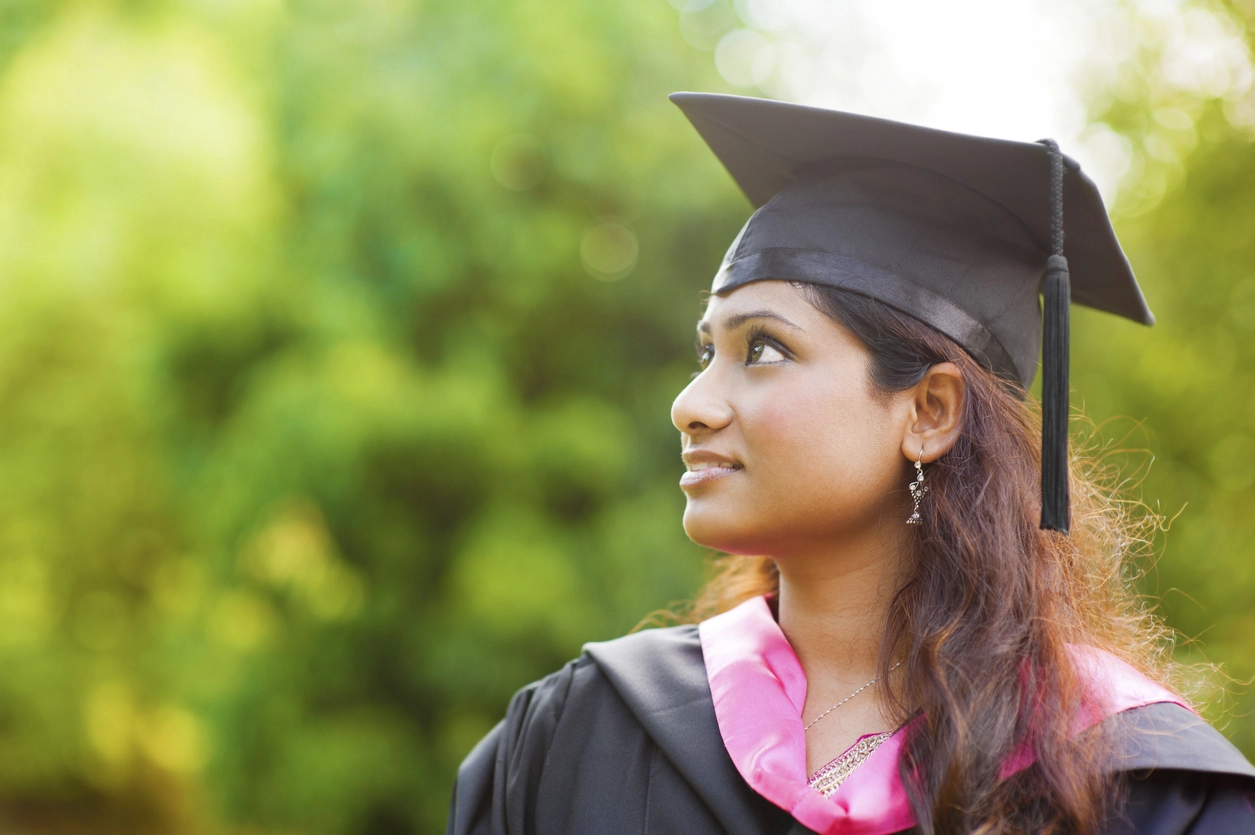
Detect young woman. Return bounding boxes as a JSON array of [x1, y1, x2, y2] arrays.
[[446, 93, 1255, 835]]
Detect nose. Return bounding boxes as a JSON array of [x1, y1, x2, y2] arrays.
[[671, 371, 733, 438]]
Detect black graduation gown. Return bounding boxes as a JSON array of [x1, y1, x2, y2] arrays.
[[446, 625, 1255, 835]]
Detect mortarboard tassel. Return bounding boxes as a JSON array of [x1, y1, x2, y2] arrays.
[[1037, 139, 1070, 534]]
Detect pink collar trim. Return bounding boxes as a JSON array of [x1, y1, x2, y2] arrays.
[[698, 594, 1189, 835]]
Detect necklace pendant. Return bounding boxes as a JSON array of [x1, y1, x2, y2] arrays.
[[807, 731, 894, 797]]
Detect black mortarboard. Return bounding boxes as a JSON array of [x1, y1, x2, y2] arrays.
[[669, 91, 1154, 534]]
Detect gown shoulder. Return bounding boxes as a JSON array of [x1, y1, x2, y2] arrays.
[[1102, 701, 1255, 834], [445, 623, 795, 835], [444, 649, 588, 835]]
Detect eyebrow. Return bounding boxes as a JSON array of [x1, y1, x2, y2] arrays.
[[696, 309, 805, 335]]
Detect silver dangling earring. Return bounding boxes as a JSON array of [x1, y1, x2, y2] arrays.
[[907, 448, 927, 525]]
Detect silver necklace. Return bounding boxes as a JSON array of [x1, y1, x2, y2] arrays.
[[803, 661, 902, 732]]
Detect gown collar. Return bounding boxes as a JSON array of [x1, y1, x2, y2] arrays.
[[698, 593, 1189, 835]]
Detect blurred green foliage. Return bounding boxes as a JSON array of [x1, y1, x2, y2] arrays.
[[1073, 0, 1255, 756], [0, 0, 1250, 833], [0, 0, 739, 831]]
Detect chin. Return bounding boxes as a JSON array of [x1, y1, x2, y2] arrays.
[[682, 502, 777, 556]]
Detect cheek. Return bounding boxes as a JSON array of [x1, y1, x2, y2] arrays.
[[679, 363, 908, 556], [744, 377, 902, 514]]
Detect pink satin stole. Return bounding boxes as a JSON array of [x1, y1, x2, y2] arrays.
[[698, 594, 1189, 835]]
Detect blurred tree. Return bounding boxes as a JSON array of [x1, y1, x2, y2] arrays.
[[0, 0, 740, 832]]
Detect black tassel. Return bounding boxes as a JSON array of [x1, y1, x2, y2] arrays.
[[1041, 254, 1070, 533], [1038, 139, 1069, 534]]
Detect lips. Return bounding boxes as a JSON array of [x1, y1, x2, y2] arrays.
[[679, 452, 743, 490]]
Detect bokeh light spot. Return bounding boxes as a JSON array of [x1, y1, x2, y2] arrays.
[[679, 0, 737, 52], [139, 704, 208, 774], [716, 28, 776, 88], [668, 0, 715, 12], [580, 219, 638, 281]]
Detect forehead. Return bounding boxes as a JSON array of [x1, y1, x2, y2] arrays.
[[697, 280, 812, 328]]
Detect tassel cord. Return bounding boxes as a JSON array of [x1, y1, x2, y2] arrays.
[[1036, 140, 1070, 534]]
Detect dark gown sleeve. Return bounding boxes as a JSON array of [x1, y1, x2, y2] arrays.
[[1100, 702, 1255, 834], [1112, 769, 1255, 834], [445, 660, 578, 835]]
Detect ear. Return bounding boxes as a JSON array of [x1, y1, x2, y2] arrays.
[[901, 362, 965, 463]]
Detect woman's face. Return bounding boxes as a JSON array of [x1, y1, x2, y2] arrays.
[[671, 280, 912, 559]]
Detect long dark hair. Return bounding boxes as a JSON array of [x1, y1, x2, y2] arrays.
[[684, 282, 1188, 835]]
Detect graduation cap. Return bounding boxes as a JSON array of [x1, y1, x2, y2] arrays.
[[669, 91, 1154, 534]]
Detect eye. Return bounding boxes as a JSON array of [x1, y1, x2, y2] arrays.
[[742, 341, 783, 364], [748, 340, 786, 364], [697, 344, 717, 371]]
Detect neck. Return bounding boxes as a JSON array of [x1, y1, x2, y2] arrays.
[[775, 522, 912, 685]]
